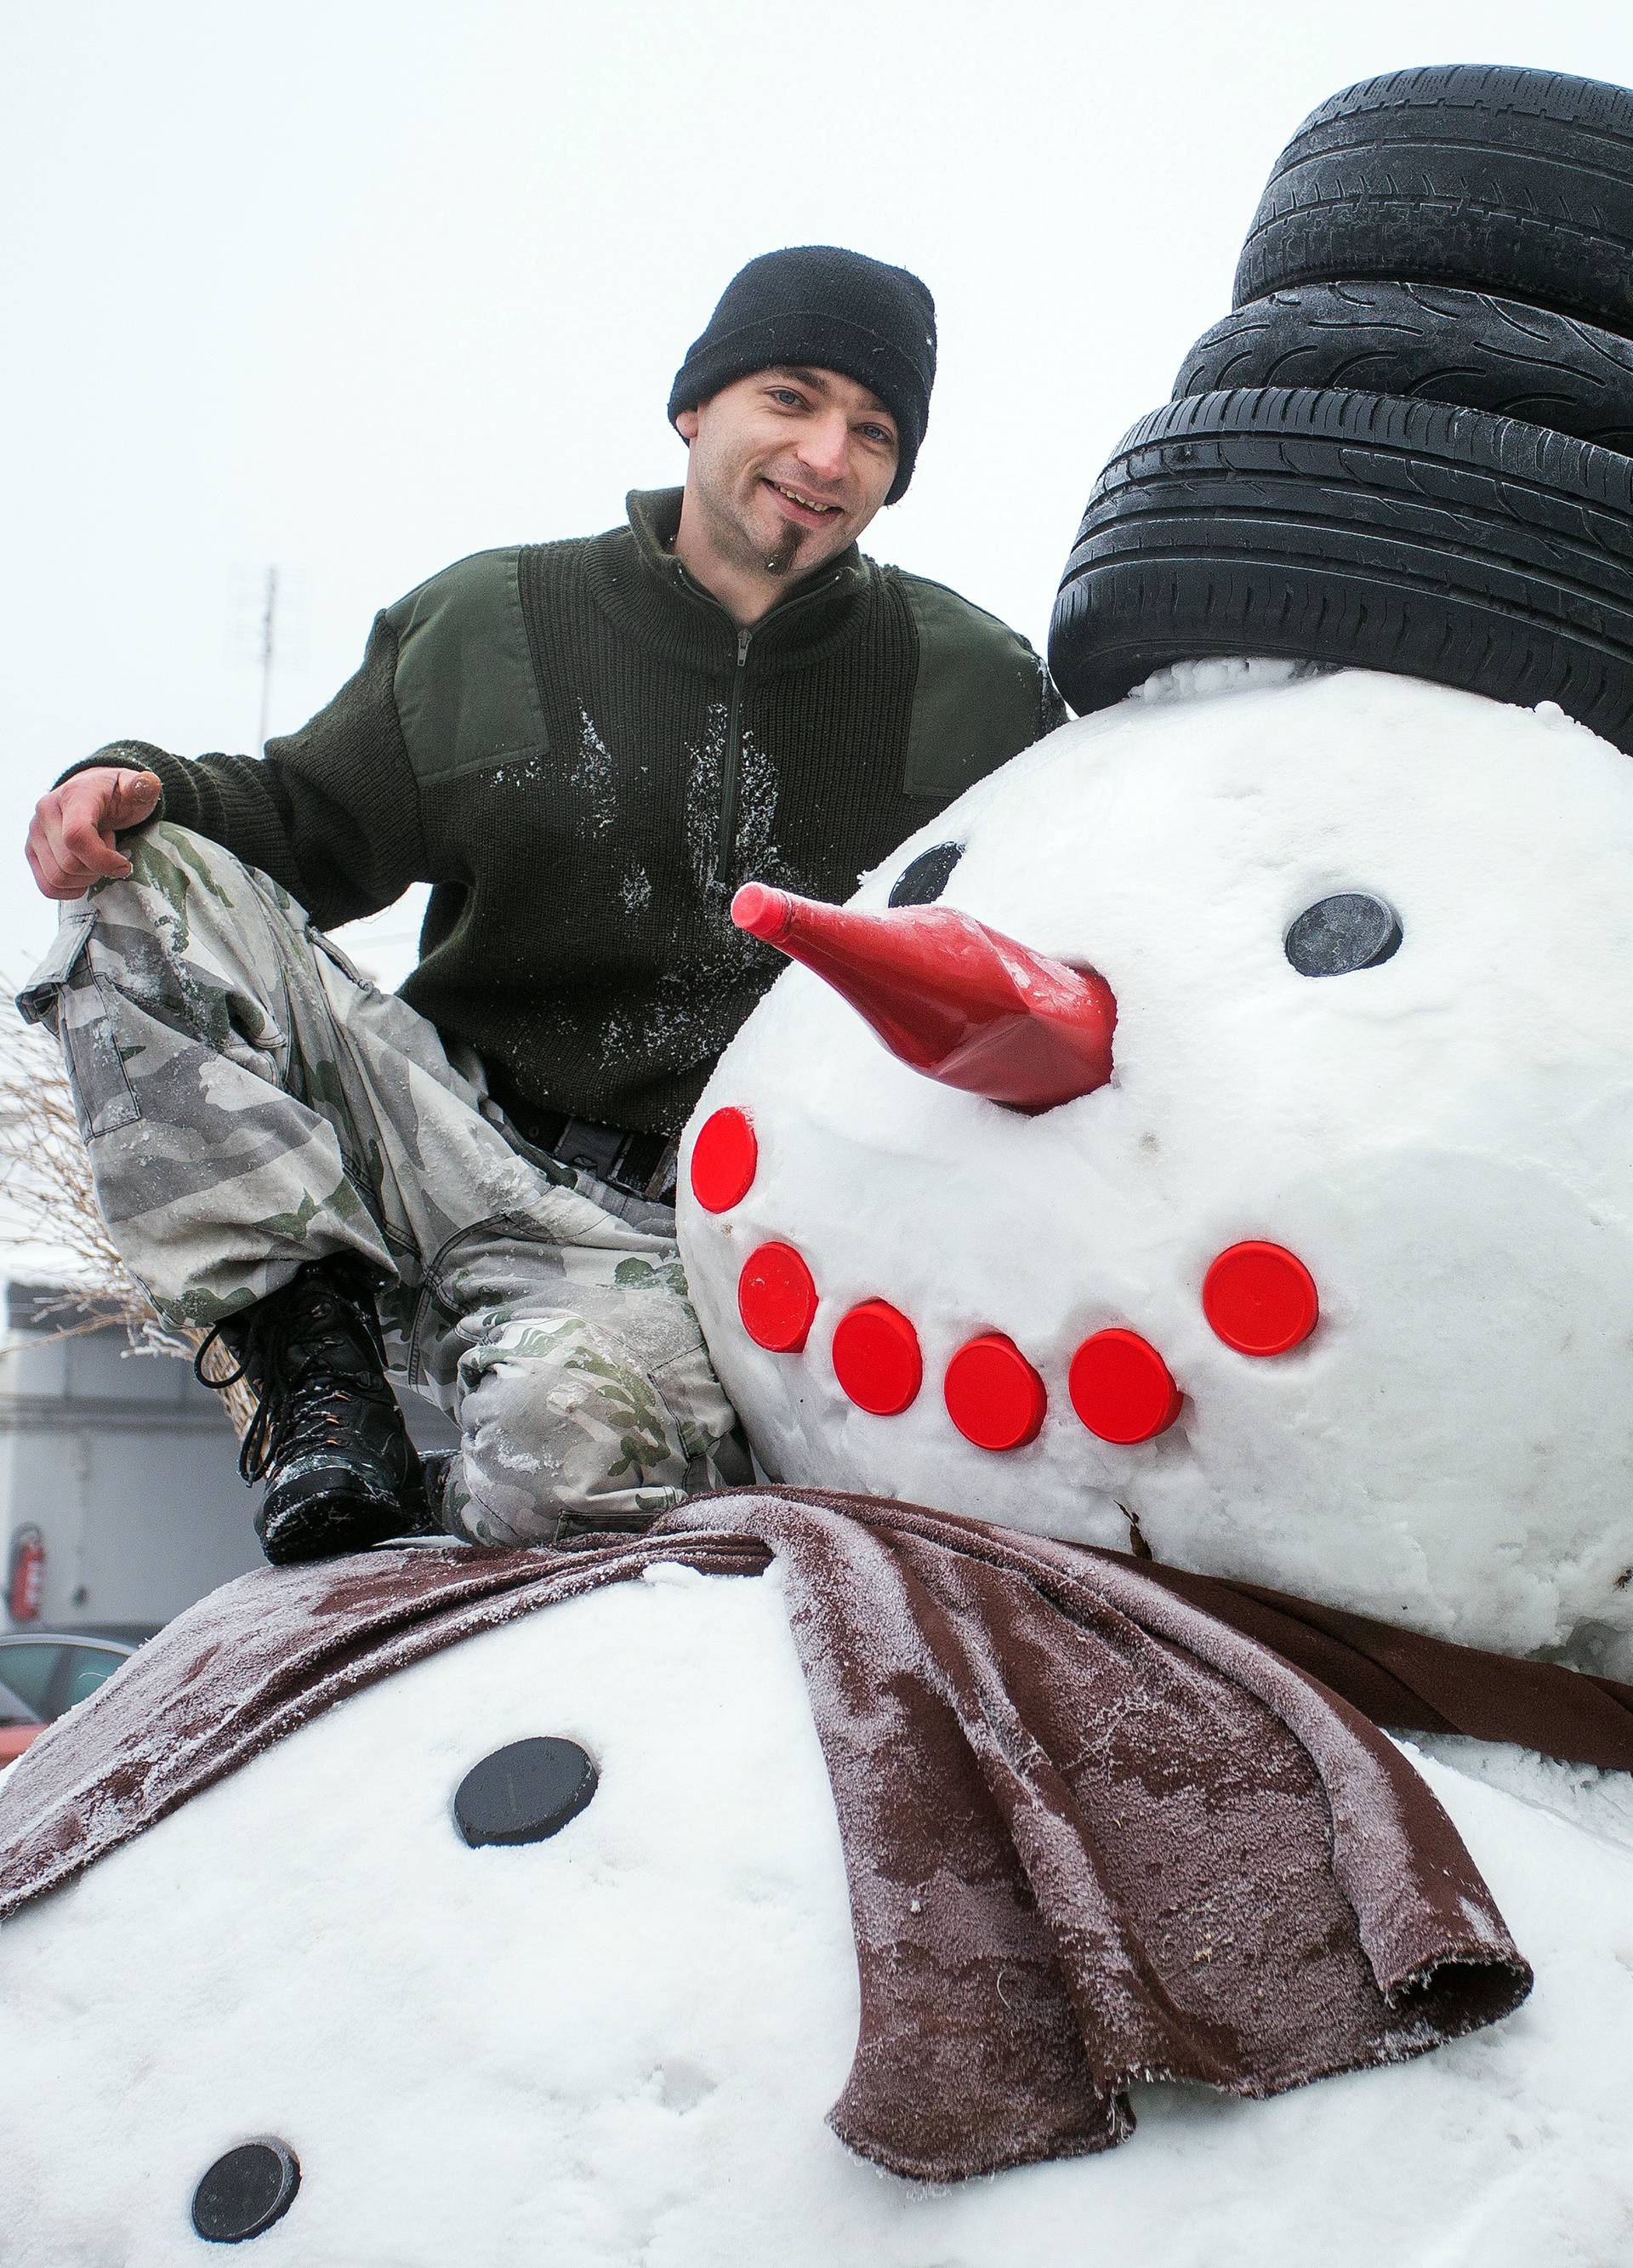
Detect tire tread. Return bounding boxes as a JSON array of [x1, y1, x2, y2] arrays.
[[1049, 386, 1633, 747], [1233, 65, 1633, 335]]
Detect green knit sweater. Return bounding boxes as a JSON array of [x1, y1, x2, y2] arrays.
[[70, 491, 1064, 1135]]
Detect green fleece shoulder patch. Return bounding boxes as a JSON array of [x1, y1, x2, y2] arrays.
[[384, 547, 548, 784], [900, 574, 1050, 801]]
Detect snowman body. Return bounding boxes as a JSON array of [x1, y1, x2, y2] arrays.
[[3, 1567, 1632, 2267], [680, 667, 1633, 1671]]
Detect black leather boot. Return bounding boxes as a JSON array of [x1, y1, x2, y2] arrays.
[[196, 1257, 431, 1565]]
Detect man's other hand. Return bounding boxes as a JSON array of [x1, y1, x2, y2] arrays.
[[26, 769, 163, 899]]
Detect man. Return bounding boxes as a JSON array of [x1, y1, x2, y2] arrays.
[[21, 246, 1064, 1564]]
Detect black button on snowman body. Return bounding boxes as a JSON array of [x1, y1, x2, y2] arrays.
[[453, 1735, 600, 1849], [1284, 892, 1403, 977], [191, 2140, 300, 2244]]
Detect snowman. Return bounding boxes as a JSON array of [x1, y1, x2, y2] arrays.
[[678, 664, 1633, 1678], [6, 663, 1633, 2268], [680, 54, 1633, 1682]]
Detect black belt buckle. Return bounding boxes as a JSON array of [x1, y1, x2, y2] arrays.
[[556, 1118, 679, 1204], [556, 1117, 629, 1183]]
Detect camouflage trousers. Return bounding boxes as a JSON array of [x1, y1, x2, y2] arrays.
[[17, 823, 748, 1545]]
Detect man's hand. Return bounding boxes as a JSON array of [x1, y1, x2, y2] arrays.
[[26, 769, 163, 900]]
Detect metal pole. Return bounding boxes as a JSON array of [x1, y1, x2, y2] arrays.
[[256, 565, 278, 754]]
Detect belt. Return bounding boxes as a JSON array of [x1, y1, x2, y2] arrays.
[[509, 1103, 680, 1205]]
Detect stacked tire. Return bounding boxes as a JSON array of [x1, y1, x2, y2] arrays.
[[1048, 66, 1633, 753]]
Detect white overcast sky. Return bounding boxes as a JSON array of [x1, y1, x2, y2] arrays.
[[6, 0, 1632, 991]]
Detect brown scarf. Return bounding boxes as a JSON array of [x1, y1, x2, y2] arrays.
[[4, 1487, 1605, 2182]]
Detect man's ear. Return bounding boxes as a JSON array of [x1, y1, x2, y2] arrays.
[[674, 406, 700, 442]]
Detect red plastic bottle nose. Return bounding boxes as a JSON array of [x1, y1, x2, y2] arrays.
[[731, 884, 1116, 1114]]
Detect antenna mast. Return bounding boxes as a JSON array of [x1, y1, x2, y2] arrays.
[[256, 565, 278, 753]]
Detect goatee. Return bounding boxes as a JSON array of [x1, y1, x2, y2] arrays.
[[761, 525, 805, 577]]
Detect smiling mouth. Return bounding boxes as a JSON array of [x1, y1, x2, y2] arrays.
[[689, 1103, 1325, 1450], [765, 479, 845, 524]]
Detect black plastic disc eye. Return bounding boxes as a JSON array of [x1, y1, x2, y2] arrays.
[[454, 1736, 598, 1848], [191, 2140, 300, 2243], [1284, 892, 1403, 977], [888, 841, 963, 908]]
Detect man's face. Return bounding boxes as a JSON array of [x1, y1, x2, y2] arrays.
[[674, 367, 900, 584]]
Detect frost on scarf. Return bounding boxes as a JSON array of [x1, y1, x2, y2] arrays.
[[0, 1488, 1539, 2182]]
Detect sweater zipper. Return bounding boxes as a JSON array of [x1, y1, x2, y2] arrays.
[[712, 625, 753, 894]]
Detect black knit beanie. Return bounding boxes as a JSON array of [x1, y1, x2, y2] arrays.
[[669, 246, 936, 504]]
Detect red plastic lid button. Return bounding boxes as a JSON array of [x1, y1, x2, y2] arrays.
[[737, 1243, 818, 1353], [832, 1300, 923, 1416], [944, 1334, 1048, 1452], [1068, 1330, 1183, 1445], [1203, 1241, 1319, 1356], [690, 1107, 759, 1213]]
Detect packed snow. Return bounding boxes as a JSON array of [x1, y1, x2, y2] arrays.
[[680, 669, 1633, 1671], [3, 1567, 1632, 2266]]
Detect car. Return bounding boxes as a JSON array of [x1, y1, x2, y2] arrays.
[[0, 1633, 141, 1763], [0, 1673, 42, 1767]]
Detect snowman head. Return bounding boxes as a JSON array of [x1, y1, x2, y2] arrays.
[[679, 664, 1633, 1672]]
